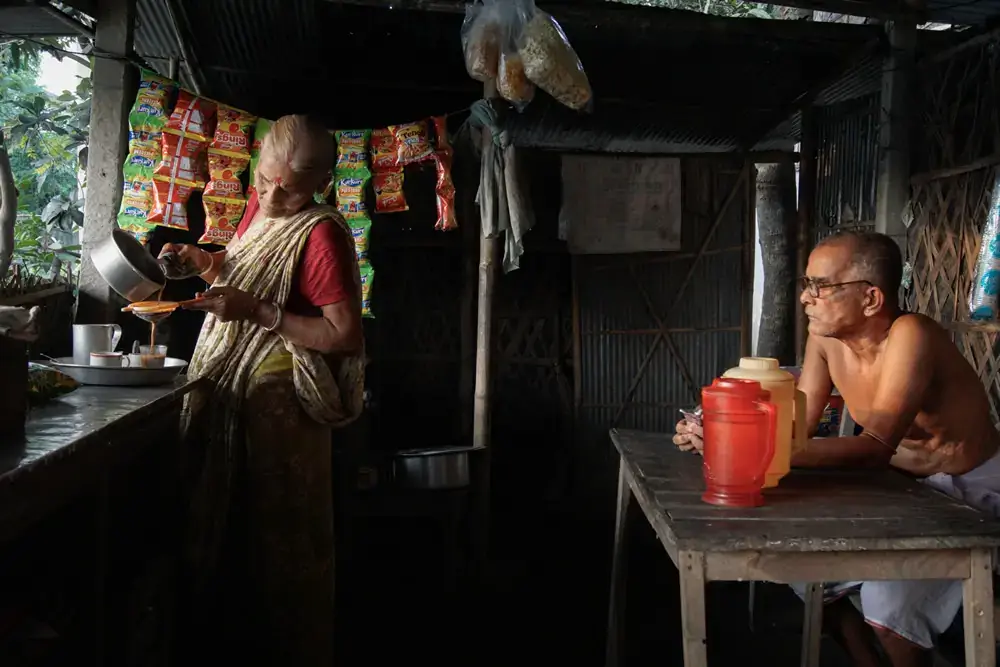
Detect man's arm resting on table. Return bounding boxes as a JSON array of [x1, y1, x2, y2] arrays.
[[791, 316, 932, 469], [253, 299, 362, 355]]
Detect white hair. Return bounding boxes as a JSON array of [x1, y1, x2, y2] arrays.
[[260, 114, 334, 182]]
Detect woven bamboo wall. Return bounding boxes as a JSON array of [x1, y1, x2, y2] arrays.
[[909, 42, 1000, 422]]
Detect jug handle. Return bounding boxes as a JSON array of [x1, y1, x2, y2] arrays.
[[755, 400, 778, 482], [792, 388, 807, 454], [110, 324, 122, 352]]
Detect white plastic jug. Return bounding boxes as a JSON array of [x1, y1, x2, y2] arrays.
[[722, 357, 806, 488]]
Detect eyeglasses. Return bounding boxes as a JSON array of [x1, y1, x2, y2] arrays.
[[798, 276, 872, 299]]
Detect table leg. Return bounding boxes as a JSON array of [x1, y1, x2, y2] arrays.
[[678, 550, 708, 667], [800, 583, 823, 667], [605, 457, 632, 667], [962, 548, 995, 667]]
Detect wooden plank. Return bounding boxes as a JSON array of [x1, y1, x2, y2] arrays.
[[605, 458, 632, 667], [678, 551, 708, 667], [962, 548, 995, 667], [704, 549, 971, 582], [800, 583, 823, 667], [610, 429, 1000, 552]]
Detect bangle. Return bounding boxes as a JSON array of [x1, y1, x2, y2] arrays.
[[263, 302, 283, 332], [860, 430, 895, 452], [199, 252, 218, 279]]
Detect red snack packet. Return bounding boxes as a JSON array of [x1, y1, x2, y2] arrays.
[[154, 130, 208, 186], [200, 197, 246, 245], [433, 150, 457, 231], [165, 90, 217, 142], [389, 120, 434, 165], [431, 116, 450, 151], [371, 128, 397, 170], [148, 179, 196, 230], [203, 150, 249, 199], [210, 104, 256, 154], [374, 169, 407, 214]]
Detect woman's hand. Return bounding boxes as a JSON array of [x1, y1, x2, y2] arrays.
[[673, 419, 704, 455], [159, 243, 212, 274], [181, 286, 260, 323]]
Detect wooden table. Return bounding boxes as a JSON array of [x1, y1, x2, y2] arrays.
[[605, 428, 1000, 667]]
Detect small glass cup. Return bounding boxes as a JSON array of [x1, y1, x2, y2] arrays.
[[129, 344, 168, 369]]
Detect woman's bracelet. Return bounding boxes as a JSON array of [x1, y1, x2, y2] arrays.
[[199, 251, 219, 280], [262, 301, 283, 332], [860, 430, 895, 451]]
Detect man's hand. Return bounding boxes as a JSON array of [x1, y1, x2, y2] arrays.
[[159, 243, 212, 274], [181, 286, 260, 323], [673, 419, 704, 455]]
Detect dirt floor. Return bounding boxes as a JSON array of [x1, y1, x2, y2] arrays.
[[335, 497, 860, 667]]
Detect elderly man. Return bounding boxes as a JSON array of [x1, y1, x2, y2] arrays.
[[160, 114, 364, 666], [674, 231, 1000, 667]]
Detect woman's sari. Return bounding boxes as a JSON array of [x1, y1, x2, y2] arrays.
[[175, 205, 363, 666]]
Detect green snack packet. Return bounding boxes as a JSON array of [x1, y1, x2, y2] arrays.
[[348, 216, 372, 261], [128, 69, 176, 134], [249, 117, 273, 188], [358, 259, 374, 319], [334, 129, 372, 176]]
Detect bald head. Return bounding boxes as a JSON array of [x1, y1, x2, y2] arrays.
[[260, 114, 334, 184], [816, 231, 903, 305]]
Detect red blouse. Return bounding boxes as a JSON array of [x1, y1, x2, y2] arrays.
[[235, 189, 353, 315]]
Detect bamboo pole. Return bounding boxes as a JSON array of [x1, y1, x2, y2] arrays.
[[796, 106, 818, 365]]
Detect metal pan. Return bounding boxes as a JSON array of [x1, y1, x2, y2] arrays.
[[44, 357, 188, 387], [393, 445, 479, 490]]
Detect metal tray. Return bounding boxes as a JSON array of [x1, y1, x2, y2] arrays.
[[45, 357, 188, 387]]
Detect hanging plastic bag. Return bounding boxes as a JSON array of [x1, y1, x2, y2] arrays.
[[497, 52, 535, 110], [519, 9, 593, 111], [462, 1, 500, 81]]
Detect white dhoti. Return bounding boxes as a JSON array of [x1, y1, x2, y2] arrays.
[[790, 451, 1000, 649]]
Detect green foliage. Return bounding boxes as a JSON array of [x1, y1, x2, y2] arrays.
[[613, 0, 778, 18], [1, 37, 90, 288]]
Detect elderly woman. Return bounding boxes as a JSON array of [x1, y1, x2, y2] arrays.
[[160, 114, 363, 666]]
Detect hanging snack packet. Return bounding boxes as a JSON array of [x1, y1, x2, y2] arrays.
[[199, 197, 245, 245], [117, 177, 157, 245], [389, 120, 434, 166], [335, 129, 372, 173], [349, 216, 373, 261], [123, 131, 161, 173], [497, 52, 535, 110], [358, 260, 375, 319], [461, 2, 500, 82], [431, 116, 450, 151], [434, 150, 458, 231], [335, 173, 370, 220], [203, 151, 249, 199], [148, 179, 196, 230], [249, 117, 273, 187], [154, 130, 209, 187], [128, 70, 177, 134], [370, 128, 397, 171], [165, 90, 217, 142], [373, 169, 407, 214], [211, 105, 256, 154]]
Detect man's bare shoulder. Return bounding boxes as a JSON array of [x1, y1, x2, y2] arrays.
[[887, 313, 949, 347]]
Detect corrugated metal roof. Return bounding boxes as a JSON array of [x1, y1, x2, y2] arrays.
[[126, 0, 892, 153], [1, 4, 81, 36], [927, 0, 1000, 25]]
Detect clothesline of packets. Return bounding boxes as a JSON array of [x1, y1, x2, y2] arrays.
[[116, 69, 461, 318]]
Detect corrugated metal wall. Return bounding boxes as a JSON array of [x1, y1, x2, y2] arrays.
[[813, 94, 880, 243], [573, 158, 752, 504]]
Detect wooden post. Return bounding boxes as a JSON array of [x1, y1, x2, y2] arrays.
[[471, 80, 499, 576], [796, 106, 818, 365], [741, 160, 756, 358], [875, 20, 916, 253]]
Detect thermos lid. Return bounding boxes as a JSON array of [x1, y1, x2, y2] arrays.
[[704, 377, 771, 402], [738, 357, 780, 371]]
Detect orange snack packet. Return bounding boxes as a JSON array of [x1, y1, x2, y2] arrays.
[[148, 179, 196, 230], [211, 105, 255, 154], [434, 150, 457, 231], [165, 90, 217, 142], [374, 169, 407, 214], [431, 116, 450, 151], [154, 130, 208, 186], [370, 128, 397, 170], [203, 150, 249, 200], [200, 197, 246, 245], [389, 120, 434, 165]]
